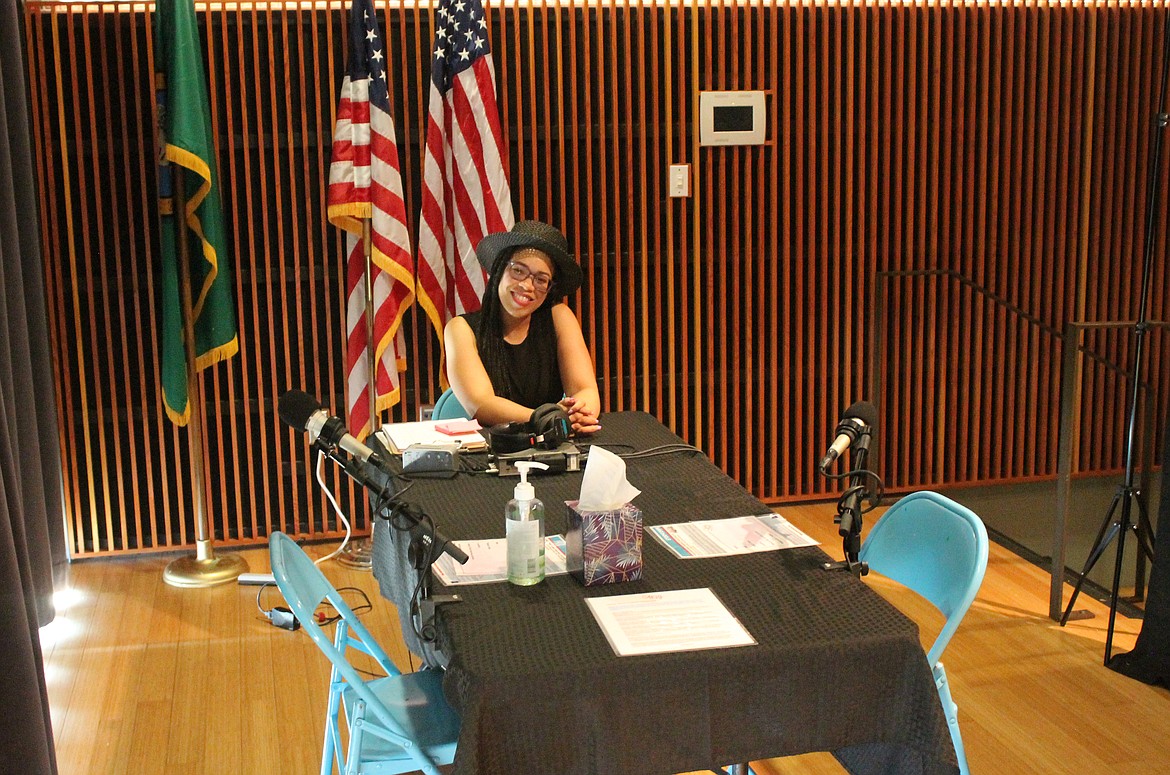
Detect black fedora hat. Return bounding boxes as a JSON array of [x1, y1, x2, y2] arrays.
[[475, 220, 583, 298]]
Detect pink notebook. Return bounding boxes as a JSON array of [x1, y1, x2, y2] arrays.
[[435, 419, 482, 436]]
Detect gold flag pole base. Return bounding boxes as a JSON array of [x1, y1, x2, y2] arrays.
[[163, 539, 249, 588], [335, 536, 373, 570]]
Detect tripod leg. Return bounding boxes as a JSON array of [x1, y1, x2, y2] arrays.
[[1132, 493, 1157, 562], [1105, 497, 1132, 664], [1125, 494, 1155, 604], [1060, 491, 1124, 625]]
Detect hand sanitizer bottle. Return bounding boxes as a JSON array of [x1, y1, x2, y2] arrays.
[[507, 461, 549, 585]]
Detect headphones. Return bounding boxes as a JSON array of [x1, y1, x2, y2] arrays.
[[531, 403, 572, 441], [487, 404, 571, 454]]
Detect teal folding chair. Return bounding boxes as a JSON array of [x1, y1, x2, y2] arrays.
[[431, 388, 469, 420], [268, 532, 459, 775], [858, 491, 988, 775]]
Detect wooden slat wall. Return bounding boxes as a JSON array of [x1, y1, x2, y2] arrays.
[[23, 0, 1170, 557]]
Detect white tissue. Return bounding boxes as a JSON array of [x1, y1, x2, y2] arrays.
[[577, 446, 641, 511]]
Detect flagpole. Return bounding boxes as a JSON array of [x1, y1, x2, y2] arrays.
[[163, 169, 248, 587], [338, 217, 377, 570], [364, 217, 379, 435]]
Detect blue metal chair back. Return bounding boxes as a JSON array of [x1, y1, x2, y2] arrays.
[[858, 491, 988, 775], [432, 388, 469, 420], [269, 532, 459, 775]]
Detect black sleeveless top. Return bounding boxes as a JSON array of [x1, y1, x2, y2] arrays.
[[461, 311, 564, 408]]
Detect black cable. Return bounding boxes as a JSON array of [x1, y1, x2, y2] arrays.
[[578, 441, 702, 460], [310, 587, 382, 678], [313, 586, 373, 626], [821, 467, 885, 512], [402, 509, 449, 666], [459, 453, 492, 473], [580, 442, 636, 455], [255, 581, 278, 620], [408, 510, 438, 641], [378, 495, 438, 644], [373, 474, 414, 515], [618, 443, 704, 460]]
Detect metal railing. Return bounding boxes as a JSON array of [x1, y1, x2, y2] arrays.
[[1050, 319, 1170, 621], [867, 268, 1168, 621]]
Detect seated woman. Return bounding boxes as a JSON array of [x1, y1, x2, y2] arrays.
[[444, 220, 602, 434]]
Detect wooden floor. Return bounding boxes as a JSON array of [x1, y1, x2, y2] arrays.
[[42, 502, 1170, 774]]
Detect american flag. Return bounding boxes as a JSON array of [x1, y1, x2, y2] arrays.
[[328, 0, 413, 440], [416, 0, 514, 344]]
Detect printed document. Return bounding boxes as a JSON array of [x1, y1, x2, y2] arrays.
[[647, 513, 818, 559], [432, 535, 568, 585], [585, 588, 757, 656]]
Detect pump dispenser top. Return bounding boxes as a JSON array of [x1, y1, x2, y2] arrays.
[[513, 461, 547, 501]]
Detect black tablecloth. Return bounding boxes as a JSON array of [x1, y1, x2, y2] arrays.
[[371, 412, 957, 775]]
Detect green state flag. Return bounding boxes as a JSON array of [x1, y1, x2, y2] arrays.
[[154, 0, 237, 426]]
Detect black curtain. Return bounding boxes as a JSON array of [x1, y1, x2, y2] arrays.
[[1, 0, 66, 772]]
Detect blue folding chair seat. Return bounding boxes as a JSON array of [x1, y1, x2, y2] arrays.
[[269, 531, 459, 775], [858, 491, 989, 775], [432, 387, 469, 420]]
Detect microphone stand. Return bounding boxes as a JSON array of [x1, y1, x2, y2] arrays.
[[1059, 7, 1168, 664], [324, 445, 469, 565], [823, 431, 872, 578], [323, 444, 466, 657]]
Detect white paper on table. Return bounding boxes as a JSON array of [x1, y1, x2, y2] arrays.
[[647, 513, 819, 559], [431, 535, 568, 586], [375, 421, 486, 454], [584, 587, 757, 657]]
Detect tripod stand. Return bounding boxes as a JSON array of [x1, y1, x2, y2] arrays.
[[1060, 8, 1170, 663]]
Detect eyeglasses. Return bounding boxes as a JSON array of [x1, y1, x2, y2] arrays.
[[506, 261, 554, 293]]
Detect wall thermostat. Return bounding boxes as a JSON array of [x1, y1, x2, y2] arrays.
[[699, 90, 767, 146]]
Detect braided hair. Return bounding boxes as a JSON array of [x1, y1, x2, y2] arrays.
[[474, 250, 560, 405]]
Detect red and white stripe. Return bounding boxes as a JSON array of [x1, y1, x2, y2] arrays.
[[328, 73, 413, 440], [416, 54, 514, 352]]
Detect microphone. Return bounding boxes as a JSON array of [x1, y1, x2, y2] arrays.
[[818, 400, 878, 472], [278, 390, 384, 468]]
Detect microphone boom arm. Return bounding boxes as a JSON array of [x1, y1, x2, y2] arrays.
[[326, 446, 469, 565]]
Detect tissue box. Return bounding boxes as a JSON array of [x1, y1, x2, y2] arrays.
[[565, 500, 643, 586]]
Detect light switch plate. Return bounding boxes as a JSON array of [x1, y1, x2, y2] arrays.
[[669, 164, 691, 198]]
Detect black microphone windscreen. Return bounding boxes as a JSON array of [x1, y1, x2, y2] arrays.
[[842, 400, 878, 430], [278, 390, 323, 431]]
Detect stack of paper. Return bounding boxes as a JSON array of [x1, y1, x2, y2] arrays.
[[647, 513, 818, 559], [376, 420, 487, 454], [584, 588, 757, 656]]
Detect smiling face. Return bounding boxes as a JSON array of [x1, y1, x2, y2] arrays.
[[497, 248, 556, 322]]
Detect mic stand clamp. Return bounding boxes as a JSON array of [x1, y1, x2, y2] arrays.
[[408, 531, 462, 645], [822, 432, 872, 578]]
